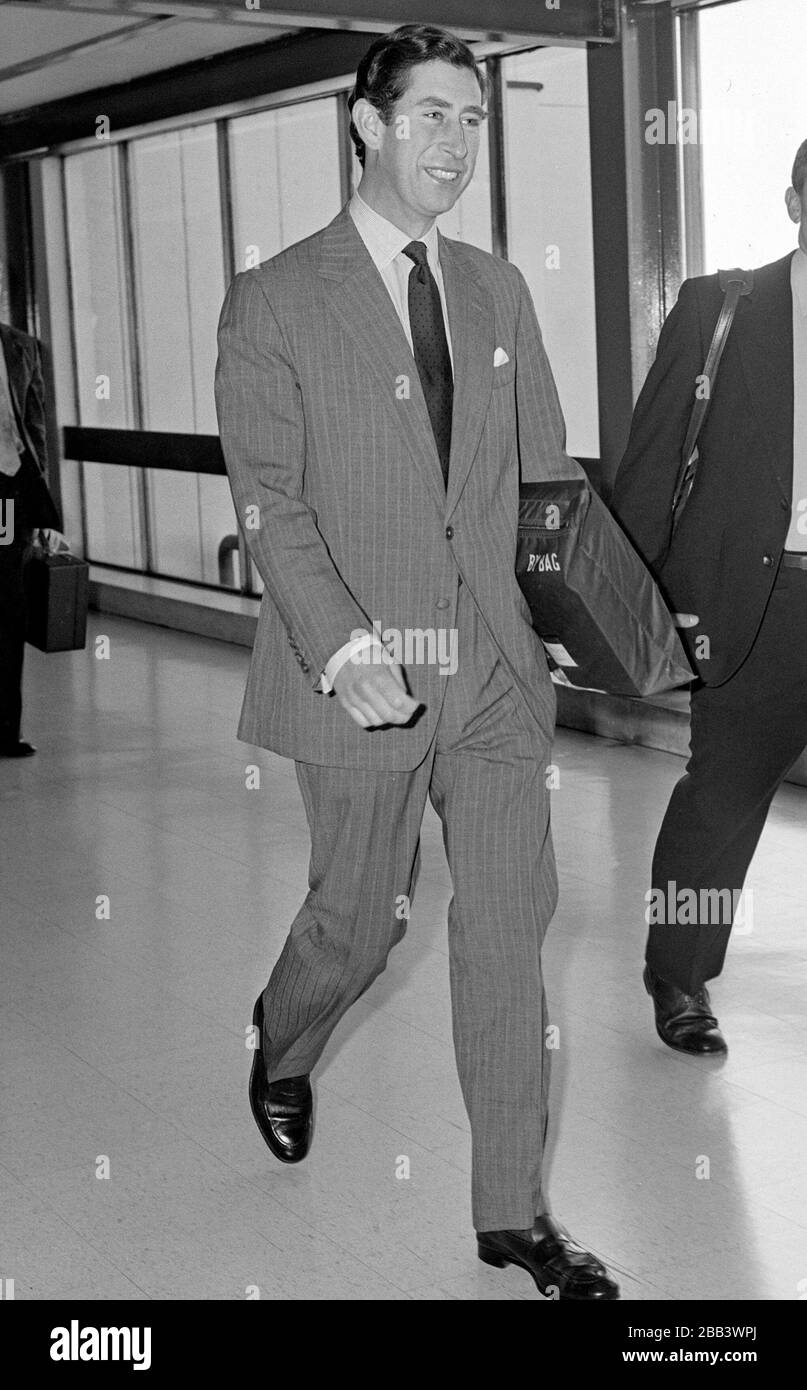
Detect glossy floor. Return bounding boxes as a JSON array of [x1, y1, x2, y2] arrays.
[[1, 615, 806, 1301]]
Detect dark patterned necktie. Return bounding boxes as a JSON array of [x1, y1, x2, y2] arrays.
[[402, 240, 453, 486]]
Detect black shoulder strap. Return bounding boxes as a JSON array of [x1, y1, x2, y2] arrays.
[[670, 268, 754, 534]]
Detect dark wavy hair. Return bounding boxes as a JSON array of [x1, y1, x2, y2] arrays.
[[347, 24, 485, 168], [792, 139, 807, 197]]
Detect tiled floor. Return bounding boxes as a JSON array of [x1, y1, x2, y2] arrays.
[[1, 613, 806, 1300]]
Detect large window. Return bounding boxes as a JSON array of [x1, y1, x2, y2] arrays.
[[502, 48, 599, 460], [64, 146, 142, 569], [129, 124, 232, 587], [696, 0, 807, 270], [229, 97, 342, 271], [63, 94, 347, 593]]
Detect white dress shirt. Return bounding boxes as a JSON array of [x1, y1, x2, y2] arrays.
[[785, 247, 807, 551], [319, 190, 454, 693], [346, 188, 454, 367]]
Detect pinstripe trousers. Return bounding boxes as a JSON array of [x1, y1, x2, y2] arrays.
[[260, 582, 558, 1230]]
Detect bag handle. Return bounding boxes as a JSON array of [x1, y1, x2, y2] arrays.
[[670, 267, 754, 537]]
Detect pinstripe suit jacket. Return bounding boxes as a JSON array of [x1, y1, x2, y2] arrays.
[[215, 205, 584, 770]]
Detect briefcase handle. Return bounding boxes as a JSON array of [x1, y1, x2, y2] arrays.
[[669, 267, 754, 538]]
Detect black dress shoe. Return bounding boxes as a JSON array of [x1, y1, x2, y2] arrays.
[[0, 740, 36, 757], [478, 1214, 619, 1300], [249, 992, 313, 1163], [644, 964, 727, 1055]]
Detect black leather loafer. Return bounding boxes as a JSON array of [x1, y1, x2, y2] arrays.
[[0, 740, 36, 757], [249, 992, 313, 1163], [478, 1214, 619, 1300], [644, 964, 727, 1055]]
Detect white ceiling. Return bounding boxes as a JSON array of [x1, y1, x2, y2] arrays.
[[0, 2, 293, 114]]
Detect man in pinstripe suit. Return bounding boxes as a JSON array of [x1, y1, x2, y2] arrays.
[[215, 24, 617, 1300]]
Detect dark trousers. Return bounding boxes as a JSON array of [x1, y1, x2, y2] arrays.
[[648, 562, 807, 994], [0, 479, 28, 745]]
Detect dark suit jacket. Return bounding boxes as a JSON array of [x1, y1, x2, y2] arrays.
[[611, 251, 795, 687], [0, 322, 60, 531]]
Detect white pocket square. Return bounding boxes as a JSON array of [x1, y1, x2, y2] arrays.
[[493, 347, 510, 367]]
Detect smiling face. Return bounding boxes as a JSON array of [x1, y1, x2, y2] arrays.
[[353, 59, 485, 237]]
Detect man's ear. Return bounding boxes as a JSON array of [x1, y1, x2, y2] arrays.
[[351, 97, 385, 160], [785, 184, 803, 225]]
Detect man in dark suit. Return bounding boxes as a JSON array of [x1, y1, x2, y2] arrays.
[[612, 140, 807, 1055], [0, 318, 60, 757], [216, 25, 618, 1298]]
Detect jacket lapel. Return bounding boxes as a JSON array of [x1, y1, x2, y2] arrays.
[[439, 235, 495, 517], [319, 208, 448, 513], [734, 252, 794, 501]]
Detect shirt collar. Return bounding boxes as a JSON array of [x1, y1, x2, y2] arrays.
[[791, 247, 807, 318], [349, 189, 440, 273]]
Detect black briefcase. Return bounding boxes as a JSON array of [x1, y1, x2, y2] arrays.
[[24, 547, 89, 652], [517, 478, 693, 697]]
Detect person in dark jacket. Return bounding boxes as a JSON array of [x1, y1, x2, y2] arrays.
[[0, 319, 60, 757], [611, 139, 807, 1055]]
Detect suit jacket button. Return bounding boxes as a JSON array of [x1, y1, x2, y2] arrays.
[[445, 526, 454, 540], [781, 498, 790, 511], [436, 598, 449, 610], [762, 554, 773, 565], [301, 662, 310, 673]]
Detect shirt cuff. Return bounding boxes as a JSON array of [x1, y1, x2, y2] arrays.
[[319, 633, 390, 693]]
